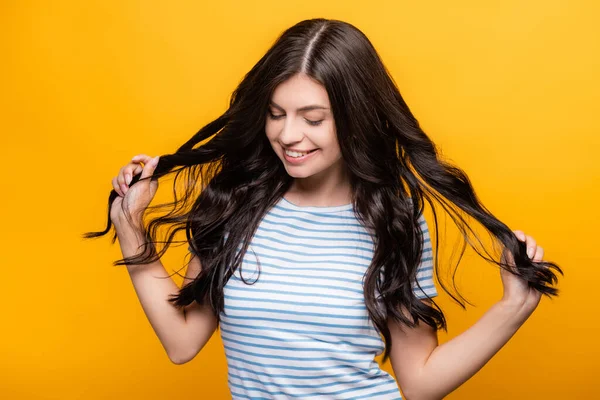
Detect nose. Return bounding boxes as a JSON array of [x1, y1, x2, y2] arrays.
[[278, 117, 304, 146]]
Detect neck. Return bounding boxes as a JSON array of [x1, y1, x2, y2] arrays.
[[286, 163, 352, 207]]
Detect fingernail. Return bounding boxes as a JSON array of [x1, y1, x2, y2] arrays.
[[153, 156, 160, 165], [121, 183, 128, 193], [527, 248, 534, 258], [125, 174, 131, 185]]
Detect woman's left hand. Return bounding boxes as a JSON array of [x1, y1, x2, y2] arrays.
[[500, 230, 544, 312]]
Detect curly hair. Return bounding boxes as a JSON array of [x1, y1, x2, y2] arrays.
[[84, 18, 562, 362]]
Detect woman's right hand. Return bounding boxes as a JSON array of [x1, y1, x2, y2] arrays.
[[110, 154, 160, 232]]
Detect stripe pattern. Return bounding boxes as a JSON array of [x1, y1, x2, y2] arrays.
[[190, 198, 437, 399]]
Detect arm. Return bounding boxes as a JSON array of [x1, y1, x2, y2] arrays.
[[117, 225, 218, 364], [388, 299, 535, 400], [391, 229, 545, 399]]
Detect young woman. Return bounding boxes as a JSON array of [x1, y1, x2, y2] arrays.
[[85, 18, 562, 399]]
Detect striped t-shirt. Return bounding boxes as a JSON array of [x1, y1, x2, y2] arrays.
[[189, 197, 437, 399]]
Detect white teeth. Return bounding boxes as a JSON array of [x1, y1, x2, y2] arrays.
[[285, 150, 311, 158]]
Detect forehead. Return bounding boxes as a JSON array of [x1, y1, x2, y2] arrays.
[[270, 74, 331, 110]]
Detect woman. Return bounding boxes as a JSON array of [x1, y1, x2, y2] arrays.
[[85, 18, 562, 399]]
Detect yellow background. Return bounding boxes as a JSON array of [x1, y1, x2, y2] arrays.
[[1, 0, 597, 398]]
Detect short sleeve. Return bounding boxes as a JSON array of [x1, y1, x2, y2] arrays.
[[412, 213, 438, 299]]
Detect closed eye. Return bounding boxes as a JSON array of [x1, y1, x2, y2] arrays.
[[267, 111, 323, 126], [267, 111, 285, 120]]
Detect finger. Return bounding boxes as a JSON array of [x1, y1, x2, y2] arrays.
[[132, 154, 153, 164], [124, 164, 144, 185], [112, 177, 124, 197], [513, 230, 526, 241], [116, 167, 130, 195], [122, 155, 151, 188], [532, 245, 544, 262], [117, 166, 126, 186], [524, 235, 537, 259], [140, 156, 160, 179]]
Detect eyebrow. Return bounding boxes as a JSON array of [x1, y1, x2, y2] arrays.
[[269, 101, 330, 112]]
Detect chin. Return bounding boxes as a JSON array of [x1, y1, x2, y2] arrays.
[[285, 170, 310, 179], [284, 166, 315, 179]]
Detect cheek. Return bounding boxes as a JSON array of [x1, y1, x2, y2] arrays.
[[318, 127, 340, 152], [324, 140, 343, 162]]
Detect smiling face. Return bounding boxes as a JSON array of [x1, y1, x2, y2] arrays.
[[265, 73, 344, 181]]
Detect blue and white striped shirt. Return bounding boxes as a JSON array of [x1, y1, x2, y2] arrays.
[[190, 197, 437, 399]]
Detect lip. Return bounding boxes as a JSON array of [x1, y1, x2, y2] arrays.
[[285, 148, 316, 152], [283, 149, 319, 164]]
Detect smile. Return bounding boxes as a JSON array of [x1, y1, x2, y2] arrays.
[[285, 149, 317, 157], [283, 149, 319, 164]]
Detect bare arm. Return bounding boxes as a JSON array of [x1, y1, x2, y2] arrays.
[[389, 299, 534, 400], [391, 230, 546, 399], [117, 225, 217, 364]]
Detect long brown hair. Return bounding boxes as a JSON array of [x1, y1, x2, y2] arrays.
[[84, 18, 562, 362]]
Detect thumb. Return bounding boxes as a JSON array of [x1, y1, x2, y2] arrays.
[[140, 156, 160, 180]]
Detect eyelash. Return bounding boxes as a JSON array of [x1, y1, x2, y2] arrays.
[[267, 111, 323, 126]]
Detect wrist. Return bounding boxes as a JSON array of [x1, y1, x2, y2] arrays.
[[499, 294, 527, 308], [115, 221, 146, 243], [113, 216, 145, 235], [497, 297, 536, 324]]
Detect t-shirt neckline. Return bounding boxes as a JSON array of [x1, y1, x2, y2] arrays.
[[280, 196, 353, 213]]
